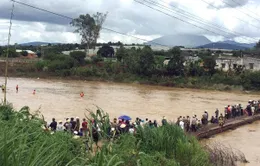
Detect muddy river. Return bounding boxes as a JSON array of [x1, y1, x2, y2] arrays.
[[0, 77, 259, 165]]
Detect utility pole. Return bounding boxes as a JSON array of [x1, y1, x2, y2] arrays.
[[4, 1, 15, 105]]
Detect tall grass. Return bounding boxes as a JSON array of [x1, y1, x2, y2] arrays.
[[0, 104, 87, 166], [88, 123, 211, 166]]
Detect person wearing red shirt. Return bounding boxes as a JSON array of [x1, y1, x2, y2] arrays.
[[82, 118, 88, 136]]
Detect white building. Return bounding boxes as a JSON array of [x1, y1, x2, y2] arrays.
[[216, 56, 260, 71]]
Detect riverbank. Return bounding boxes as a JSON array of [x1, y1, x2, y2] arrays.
[[0, 69, 247, 93], [2, 55, 260, 92]]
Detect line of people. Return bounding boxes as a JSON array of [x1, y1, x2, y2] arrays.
[[175, 99, 260, 132]]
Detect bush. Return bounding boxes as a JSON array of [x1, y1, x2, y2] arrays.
[[73, 66, 101, 77], [35, 60, 48, 71], [104, 62, 122, 74], [56, 69, 71, 77], [240, 71, 260, 90], [70, 51, 86, 66], [91, 55, 103, 64], [90, 124, 211, 166], [47, 58, 74, 72], [43, 53, 70, 61]]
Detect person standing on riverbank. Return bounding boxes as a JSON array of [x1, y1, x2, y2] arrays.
[[49, 118, 57, 131], [33, 90, 36, 95], [75, 117, 80, 132], [191, 116, 197, 132], [218, 114, 224, 127], [215, 109, 219, 119], [162, 116, 167, 126], [57, 120, 64, 131], [70, 118, 76, 132], [16, 85, 18, 93], [82, 118, 88, 136], [179, 119, 184, 130]]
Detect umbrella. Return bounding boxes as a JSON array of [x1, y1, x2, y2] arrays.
[[118, 115, 131, 121]]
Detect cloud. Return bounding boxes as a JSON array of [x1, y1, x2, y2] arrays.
[[0, 0, 259, 45], [207, 0, 249, 9]]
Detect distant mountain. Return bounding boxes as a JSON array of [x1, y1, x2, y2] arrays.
[[146, 34, 211, 48], [220, 40, 256, 48], [19, 41, 60, 46], [196, 42, 248, 50]]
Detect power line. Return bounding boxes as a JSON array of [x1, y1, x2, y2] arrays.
[[147, 0, 256, 43], [200, 0, 260, 30], [10, 0, 170, 48], [220, 0, 260, 25], [134, 0, 255, 42], [221, 0, 260, 24], [230, 0, 260, 18]]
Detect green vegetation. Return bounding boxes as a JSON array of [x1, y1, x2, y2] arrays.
[[10, 44, 260, 91], [0, 48, 19, 58], [97, 44, 115, 58], [0, 104, 247, 166]]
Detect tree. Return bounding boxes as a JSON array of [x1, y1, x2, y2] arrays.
[[187, 61, 204, 76], [167, 47, 185, 76], [122, 48, 140, 74], [116, 46, 127, 62], [203, 56, 216, 76], [139, 46, 155, 76], [232, 50, 242, 57], [216, 50, 222, 55], [71, 12, 107, 56], [3, 48, 18, 58], [97, 44, 115, 58], [0, 46, 3, 56], [255, 40, 260, 49], [70, 51, 86, 66], [21, 51, 28, 56], [36, 51, 42, 58]]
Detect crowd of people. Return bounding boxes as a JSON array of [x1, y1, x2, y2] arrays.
[[175, 100, 260, 132], [45, 99, 260, 141]]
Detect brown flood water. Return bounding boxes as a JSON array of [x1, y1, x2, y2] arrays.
[[0, 77, 260, 165]]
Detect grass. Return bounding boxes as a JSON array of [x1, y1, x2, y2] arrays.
[[0, 104, 249, 166], [0, 104, 87, 166]]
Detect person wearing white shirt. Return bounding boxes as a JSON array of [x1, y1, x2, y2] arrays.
[[179, 120, 184, 130], [57, 120, 64, 131]]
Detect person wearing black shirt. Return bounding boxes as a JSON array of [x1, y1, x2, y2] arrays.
[[70, 118, 76, 131], [49, 118, 57, 131]]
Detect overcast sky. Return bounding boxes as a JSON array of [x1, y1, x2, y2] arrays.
[[0, 0, 260, 45]]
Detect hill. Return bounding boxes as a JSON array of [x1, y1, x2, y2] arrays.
[[146, 34, 211, 47], [19, 41, 60, 46], [196, 42, 248, 50], [220, 40, 255, 48]]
